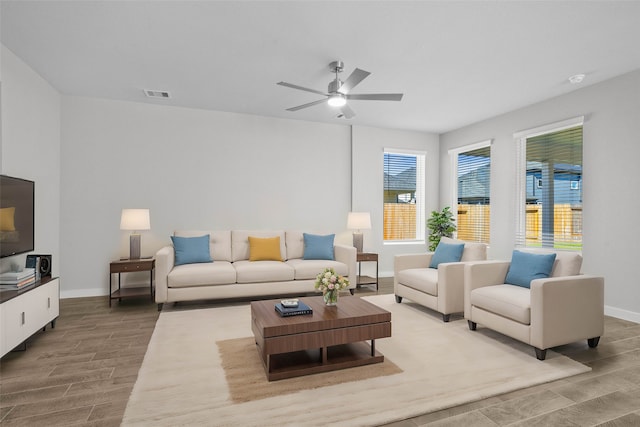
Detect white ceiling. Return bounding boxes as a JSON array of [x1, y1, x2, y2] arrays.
[[2, 1, 640, 134]]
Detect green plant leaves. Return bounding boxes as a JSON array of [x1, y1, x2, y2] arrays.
[[427, 206, 457, 251]]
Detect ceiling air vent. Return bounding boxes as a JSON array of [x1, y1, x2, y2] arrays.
[[143, 89, 171, 99]]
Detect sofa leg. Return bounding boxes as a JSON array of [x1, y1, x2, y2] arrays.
[[588, 337, 601, 348], [535, 348, 547, 360], [442, 313, 451, 322], [395, 295, 402, 303], [157, 303, 163, 312], [467, 320, 477, 331], [349, 289, 355, 295]]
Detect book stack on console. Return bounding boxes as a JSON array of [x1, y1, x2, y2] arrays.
[[275, 299, 313, 317], [0, 268, 37, 290]]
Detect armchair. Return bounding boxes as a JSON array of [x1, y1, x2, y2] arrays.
[[464, 250, 604, 360], [394, 237, 487, 322]]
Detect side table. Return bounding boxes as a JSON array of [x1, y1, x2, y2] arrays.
[[356, 252, 378, 291], [109, 258, 155, 306]]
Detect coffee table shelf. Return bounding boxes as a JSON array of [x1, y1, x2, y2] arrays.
[[266, 341, 384, 381]]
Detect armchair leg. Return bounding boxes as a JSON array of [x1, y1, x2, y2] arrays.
[[588, 337, 601, 348], [467, 320, 477, 331], [349, 289, 355, 295], [534, 348, 547, 360], [157, 303, 163, 312], [395, 295, 403, 303], [442, 314, 451, 322]]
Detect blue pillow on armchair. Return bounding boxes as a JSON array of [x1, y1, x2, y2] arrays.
[[171, 234, 213, 266], [505, 250, 556, 288], [303, 233, 335, 260], [429, 242, 465, 268]]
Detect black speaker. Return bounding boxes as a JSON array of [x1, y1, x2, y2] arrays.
[[25, 254, 52, 278]]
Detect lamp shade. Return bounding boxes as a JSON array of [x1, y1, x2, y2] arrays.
[[120, 209, 150, 231], [347, 212, 371, 230]]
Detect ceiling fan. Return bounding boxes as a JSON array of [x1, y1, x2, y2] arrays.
[[277, 61, 403, 119]]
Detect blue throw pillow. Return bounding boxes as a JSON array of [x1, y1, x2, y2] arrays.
[[505, 250, 556, 288], [171, 234, 213, 266], [303, 233, 335, 260], [429, 242, 465, 268]]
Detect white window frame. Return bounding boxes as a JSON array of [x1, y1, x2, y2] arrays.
[[513, 116, 584, 248], [383, 148, 426, 245]]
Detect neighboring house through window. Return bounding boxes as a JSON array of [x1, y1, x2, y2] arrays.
[[383, 150, 426, 242], [449, 141, 491, 244], [514, 117, 583, 250]]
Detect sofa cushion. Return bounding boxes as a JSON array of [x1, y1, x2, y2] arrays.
[[234, 260, 295, 283], [248, 236, 283, 261], [519, 248, 582, 277], [440, 236, 487, 261], [286, 259, 348, 280], [285, 231, 305, 260], [429, 242, 464, 268], [303, 233, 335, 260], [396, 268, 438, 296], [171, 235, 213, 266], [505, 250, 556, 288], [232, 230, 286, 262], [470, 284, 531, 325], [174, 230, 232, 262], [168, 261, 236, 288]]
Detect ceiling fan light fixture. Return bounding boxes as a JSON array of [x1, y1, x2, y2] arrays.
[[328, 93, 347, 107]]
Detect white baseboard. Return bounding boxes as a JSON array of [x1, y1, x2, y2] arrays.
[[605, 305, 640, 324], [60, 288, 107, 299]]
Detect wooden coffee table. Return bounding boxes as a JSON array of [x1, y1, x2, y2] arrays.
[[251, 295, 391, 381]]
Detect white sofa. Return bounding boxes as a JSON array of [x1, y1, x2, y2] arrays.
[[464, 249, 604, 360], [155, 230, 357, 310]]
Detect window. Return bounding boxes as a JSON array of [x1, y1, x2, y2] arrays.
[[515, 117, 583, 250], [449, 141, 491, 243], [383, 150, 425, 242]]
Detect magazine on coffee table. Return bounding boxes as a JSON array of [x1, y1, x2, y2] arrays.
[[274, 300, 313, 317]]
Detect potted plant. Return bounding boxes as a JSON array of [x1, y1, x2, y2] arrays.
[[427, 207, 457, 251]]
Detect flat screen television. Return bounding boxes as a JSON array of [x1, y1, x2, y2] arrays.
[[0, 175, 35, 258]]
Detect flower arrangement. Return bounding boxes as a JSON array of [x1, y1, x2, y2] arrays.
[[314, 268, 350, 305]]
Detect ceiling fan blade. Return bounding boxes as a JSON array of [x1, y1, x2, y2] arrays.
[[286, 98, 327, 112], [277, 81, 327, 96], [338, 68, 370, 94], [346, 93, 404, 101], [339, 104, 356, 119]]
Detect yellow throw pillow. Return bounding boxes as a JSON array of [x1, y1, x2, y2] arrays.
[[248, 236, 282, 261], [0, 207, 16, 231]]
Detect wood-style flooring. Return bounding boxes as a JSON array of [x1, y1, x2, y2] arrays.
[[1, 278, 639, 426]]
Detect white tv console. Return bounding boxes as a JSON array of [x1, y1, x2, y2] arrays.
[[0, 277, 60, 357]]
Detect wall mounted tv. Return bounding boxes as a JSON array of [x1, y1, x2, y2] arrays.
[[0, 175, 35, 258]]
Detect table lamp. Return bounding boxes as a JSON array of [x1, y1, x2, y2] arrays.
[[120, 209, 150, 259], [347, 212, 371, 253]]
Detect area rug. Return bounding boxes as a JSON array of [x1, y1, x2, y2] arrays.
[[122, 294, 590, 426], [218, 336, 403, 403]]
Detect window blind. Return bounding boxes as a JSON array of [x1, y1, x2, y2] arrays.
[[383, 150, 425, 241], [515, 125, 583, 249], [456, 145, 491, 243]]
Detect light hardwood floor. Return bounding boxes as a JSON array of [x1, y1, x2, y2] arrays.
[[1, 278, 639, 426]]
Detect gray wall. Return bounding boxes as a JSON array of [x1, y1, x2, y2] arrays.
[[351, 125, 440, 276], [61, 96, 353, 296], [440, 70, 640, 321], [0, 46, 61, 278]]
